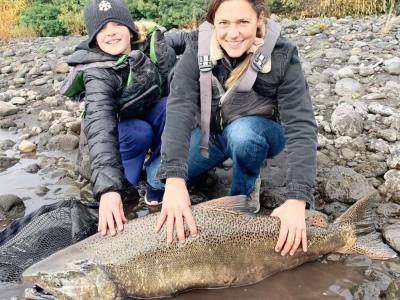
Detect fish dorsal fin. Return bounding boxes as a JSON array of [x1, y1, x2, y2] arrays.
[[333, 192, 376, 225], [198, 195, 257, 214]]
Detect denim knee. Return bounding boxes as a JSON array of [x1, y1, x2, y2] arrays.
[[224, 116, 285, 161], [118, 119, 153, 160]]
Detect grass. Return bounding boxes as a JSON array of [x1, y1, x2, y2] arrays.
[[0, 0, 29, 41], [280, 0, 398, 17]]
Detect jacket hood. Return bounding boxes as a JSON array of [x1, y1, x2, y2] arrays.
[[67, 40, 117, 66]]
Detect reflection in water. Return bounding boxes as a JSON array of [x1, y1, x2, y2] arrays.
[[176, 261, 364, 300], [0, 262, 364, 299]]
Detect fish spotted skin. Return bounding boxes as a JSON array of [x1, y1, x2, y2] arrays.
[[22, 194, 396, 299]]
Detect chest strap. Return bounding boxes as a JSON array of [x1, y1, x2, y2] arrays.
[[198, 21, 213, 158]]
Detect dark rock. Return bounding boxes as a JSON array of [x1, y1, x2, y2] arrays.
[[0, 119, 17, 129], [377, 203, 400, 218], [352, 282, 381, 300], [354, 161, 388, 178], [322, 201, 349, 218], [34, 186, 50, 196], [382, 223, 400, 252], [47, 134, 79, 151], [24, 163, 41, 174], [0, 194, 25, 219], [0, 156, 19, 169], [365, 268, 394, 292], [0, 139, 15, 151], [385, 281, 400, 300], [325, 166, 376, 203], [386, 261, 400, 278], [345, 254, 373, 268]]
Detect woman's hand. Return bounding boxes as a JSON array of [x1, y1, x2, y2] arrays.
[[270, 199, 307, 256], [155, 178, 197, 244], [98, 191, 127, 236]]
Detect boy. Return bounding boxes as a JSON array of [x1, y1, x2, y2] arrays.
[[64, 0, 186, 236]]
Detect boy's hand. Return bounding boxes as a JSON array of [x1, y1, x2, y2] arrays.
[[98, 192, 127, 236], [271, 199, 307, 256]]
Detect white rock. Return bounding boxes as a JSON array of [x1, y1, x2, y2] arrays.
[[335, 78, 363, 96], [10, 97, 27, 105], [0, 101, 19, 117], [334, 136, 353, 148], [337, 67, 355, 79], [368, 102, 396, 116], [384, 57, 400, 75], [387, 151, 400, 169], [331, 103, 364, 137], [18, 140, 36, 153], [38, 110, 53, 122]]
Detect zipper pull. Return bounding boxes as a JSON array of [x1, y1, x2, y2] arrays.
[[116, 54, 128, 65]]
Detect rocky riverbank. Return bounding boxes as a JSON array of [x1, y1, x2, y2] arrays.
[[1, 15, 400, 299]]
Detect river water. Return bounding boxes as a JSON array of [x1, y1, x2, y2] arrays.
[[0, 128, 369, 299], [0, 261, 365, 299]]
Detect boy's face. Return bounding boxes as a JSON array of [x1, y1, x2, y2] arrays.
[[96, 22, 132, 56]]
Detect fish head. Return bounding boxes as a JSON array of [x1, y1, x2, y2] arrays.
[[22, 256, 118, 300]]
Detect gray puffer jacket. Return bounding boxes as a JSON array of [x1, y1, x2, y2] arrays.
[[67, 30, 188, 200], [157, 31, 318, 207]]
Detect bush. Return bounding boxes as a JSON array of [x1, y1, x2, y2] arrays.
[[278, 0, 399, 17], [0, 0, 28, 41], [127, 0, 207, 28], [58, 1, 85, 35], [19, 3, 69, 36], [268, 0, 284, 13]]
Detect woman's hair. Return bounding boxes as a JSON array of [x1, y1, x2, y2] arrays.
[[134, 20, 159, 43], [206, 0, 268, 23], [205, 0, 270, 89]]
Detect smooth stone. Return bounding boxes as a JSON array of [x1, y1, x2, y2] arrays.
[[325, 166, 376, 203], [17, 140, 36, 153], [0, 194, 25, 219], [0, 101, 18, 117]]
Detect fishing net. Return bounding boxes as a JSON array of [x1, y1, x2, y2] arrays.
[[0, 199, 98, 283]]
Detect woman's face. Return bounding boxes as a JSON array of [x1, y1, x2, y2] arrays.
[[96, 21, 132, 56], [213, 0, 263, 58]]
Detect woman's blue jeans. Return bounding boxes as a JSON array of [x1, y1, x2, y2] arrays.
[[147, 115, 285, 196], [118, 97, 166, 186]]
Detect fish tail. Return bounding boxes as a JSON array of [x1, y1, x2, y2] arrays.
[[333, 192, 397, 260]]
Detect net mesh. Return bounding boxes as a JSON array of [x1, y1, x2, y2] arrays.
[[0, 199, 98, 283]]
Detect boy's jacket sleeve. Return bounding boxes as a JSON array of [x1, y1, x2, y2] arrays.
[[83, 67, 127, 200]]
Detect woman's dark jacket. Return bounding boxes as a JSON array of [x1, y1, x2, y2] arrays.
[[67, 31, 188, 200], [156, 32, 318, 207]]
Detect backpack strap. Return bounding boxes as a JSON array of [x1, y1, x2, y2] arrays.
[[147, 25, 167, 64], [198, 21, 214, 158], [236, 19, 281, 92]]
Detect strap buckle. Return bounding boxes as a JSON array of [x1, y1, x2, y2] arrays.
[[198, 55, 213, 72], [252, 52, 268, 72]]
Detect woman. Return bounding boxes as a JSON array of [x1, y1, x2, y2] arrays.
[[149, 0, 317, 257]]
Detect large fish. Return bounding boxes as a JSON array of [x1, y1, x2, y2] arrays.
[[22, 193, 397, 299]]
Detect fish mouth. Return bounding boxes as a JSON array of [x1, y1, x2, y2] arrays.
[[22, 259, 118, 300]]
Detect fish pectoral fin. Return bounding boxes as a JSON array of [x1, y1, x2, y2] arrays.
[[198, 195, 257, 215]]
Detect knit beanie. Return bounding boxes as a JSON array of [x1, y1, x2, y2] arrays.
[[84, 0, 138, 46]]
